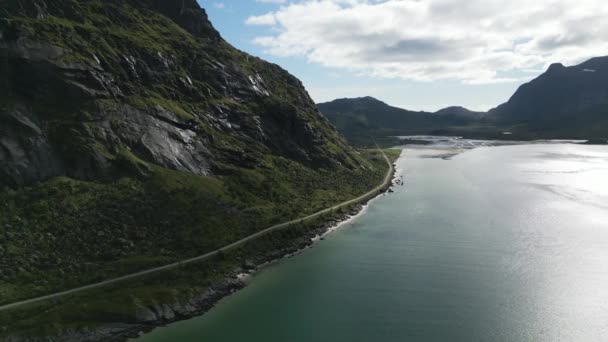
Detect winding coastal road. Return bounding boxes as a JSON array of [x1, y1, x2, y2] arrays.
[[0, 147, 395, 312]]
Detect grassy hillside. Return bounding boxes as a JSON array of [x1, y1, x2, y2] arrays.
[[0, 150, 389, 304], [0, 1, 398, 339], [0, 149, 398, 340]]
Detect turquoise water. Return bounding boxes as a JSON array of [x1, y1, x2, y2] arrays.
[[137, 143, 608, 342]]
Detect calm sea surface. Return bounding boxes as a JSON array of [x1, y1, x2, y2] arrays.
[[136, 141, 608, 342]]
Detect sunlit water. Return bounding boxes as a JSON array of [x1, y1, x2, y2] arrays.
[[136, 143, 608, 342]]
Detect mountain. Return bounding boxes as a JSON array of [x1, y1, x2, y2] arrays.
[[434, 106, 484, 120], [0, 0, 363, 188], [0, 1, 391, 338], [318, 96, 430, 133], [489, 57, 608, 138], [321, 57, 608, 143], [318, 97, 483, 145]]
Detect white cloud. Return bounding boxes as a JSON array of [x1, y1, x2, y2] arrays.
[[213, 2, 225, 9], [246, 0, 608, 84], [246, 13, 277, 25]]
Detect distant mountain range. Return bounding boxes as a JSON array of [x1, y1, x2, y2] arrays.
[[319, 56, 608, 145], [317, 97, 486, 145]]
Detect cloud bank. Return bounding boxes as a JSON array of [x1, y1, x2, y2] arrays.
[[246, 0, 608, 84]]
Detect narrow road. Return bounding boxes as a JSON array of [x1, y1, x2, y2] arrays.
[[0, 147, 395, 312]]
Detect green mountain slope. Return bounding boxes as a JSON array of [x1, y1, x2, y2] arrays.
[[0, 0, 364, 187], [0, 1, 392, 338]]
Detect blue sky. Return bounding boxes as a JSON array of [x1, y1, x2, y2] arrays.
[[199, 0, 606, 112]]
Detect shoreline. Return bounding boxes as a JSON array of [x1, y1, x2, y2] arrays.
[[113, 152, 403, 342], [2, 151, 402, 342]]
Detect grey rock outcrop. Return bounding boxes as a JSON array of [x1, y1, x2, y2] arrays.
[[0, 0, 358, 188]]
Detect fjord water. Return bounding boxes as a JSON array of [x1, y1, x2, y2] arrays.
[[138, 143, 608, 342]]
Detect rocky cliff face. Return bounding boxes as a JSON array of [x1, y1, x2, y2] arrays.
[[0, 0, 357, 187]]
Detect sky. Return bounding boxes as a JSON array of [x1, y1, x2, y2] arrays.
[[200, 0, 608, 112]]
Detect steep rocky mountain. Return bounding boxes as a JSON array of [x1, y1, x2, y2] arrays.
[[488, 56, 608, 137], [0, 1, 391, 338], [491, 57, 608, 122], [0, 0, 361, 188], [318, 97, 483, 145]]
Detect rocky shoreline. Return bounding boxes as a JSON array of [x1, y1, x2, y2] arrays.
[[5, 161, 399, 342], [120, 163, 398, 342], [122, 202, 390, 341]]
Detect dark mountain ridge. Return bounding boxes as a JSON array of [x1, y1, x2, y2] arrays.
[[434, 106, 484, 119], [318, 96, 485, 144], [320, 56, 608, 143], [491, 57, 608, 121], [488, 56, 608, 137]]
